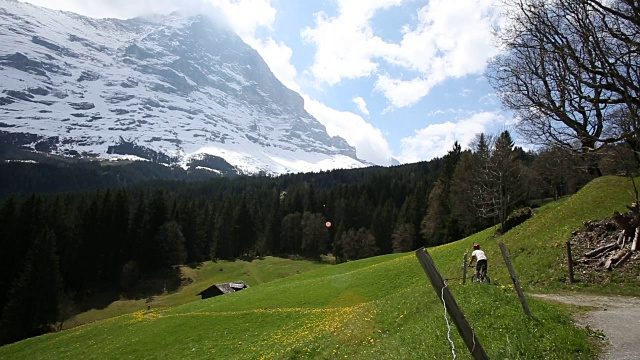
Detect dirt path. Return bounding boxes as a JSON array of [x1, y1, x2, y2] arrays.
[[531, 293, 640, 360]]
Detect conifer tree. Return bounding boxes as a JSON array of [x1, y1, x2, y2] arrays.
[[0, 196, 18, 312], [178, 199, 205, 263], [280, 212, 302, 254], [214, 196, 235, 259], [75, 193, 102, 288], [129, 191, 148, 268], [144, 189, 170, 270], [264, 190, 282, 254], [154, 221, 187, 267], [110, 189, 131, 277], [300, 212, 328, 259], [420, 142, 462, 246], [0, 229, 63, 345], [370, 200, 396, 254], [332, 219, 346, 263], [201, 203, 215, 261]]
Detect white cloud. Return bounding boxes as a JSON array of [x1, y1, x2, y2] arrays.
[[374, 75, 437, 110], [246, 37, 299, 92], [398, 111, 502, 163], [303, 0, 501, 109], [352, 97, 370, 116], [304, 96, 395, 165], [301, 0, 401, 85], [19, 0, 216, 19], [208, 0, 276, 38]]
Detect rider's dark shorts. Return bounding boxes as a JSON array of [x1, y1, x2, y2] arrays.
[[476, 259, 487, 272]]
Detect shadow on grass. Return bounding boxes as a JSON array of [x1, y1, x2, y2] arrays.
[[122, 267, 183, 300], [75, 267, 184, 311]]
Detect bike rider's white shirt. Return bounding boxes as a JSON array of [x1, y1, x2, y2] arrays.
[[471, 249, 487, 261]]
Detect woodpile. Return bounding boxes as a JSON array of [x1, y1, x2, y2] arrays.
[[570, 204, 640, 278]]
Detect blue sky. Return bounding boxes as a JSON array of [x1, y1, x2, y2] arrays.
[[20, 0, 514, 166]]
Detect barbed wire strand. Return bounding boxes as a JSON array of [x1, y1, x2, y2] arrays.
[[472, 327, 476, 352], [441, 279, 457, 360]]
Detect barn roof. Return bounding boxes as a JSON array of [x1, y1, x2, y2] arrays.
[[196, 281, 249, 296]]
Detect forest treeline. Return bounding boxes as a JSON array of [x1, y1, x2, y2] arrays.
[[0, 156, 222, 197], [1, 129, 633, 345]]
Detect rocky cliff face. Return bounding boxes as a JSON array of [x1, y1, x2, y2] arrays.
[[0, 0, 367, 175]]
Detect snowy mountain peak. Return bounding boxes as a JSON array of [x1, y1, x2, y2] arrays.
[[0, 0, 368, 175]]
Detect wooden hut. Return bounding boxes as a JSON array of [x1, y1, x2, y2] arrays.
[[196, 281, 249, 299]]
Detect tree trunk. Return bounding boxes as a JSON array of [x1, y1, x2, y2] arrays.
[[584, 243, 619, 258]]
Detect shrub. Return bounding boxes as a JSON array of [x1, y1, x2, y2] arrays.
[[497, 207, 534, 235]]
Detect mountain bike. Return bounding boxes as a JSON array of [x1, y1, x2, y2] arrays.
[[469, 265, 490, 284]]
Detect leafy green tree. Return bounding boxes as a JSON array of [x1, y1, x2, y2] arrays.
[[341, 227, 378, 261]]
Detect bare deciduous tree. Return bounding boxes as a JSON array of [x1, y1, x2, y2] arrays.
[[392, 223, 415, 253], [488, 0, 640, 173]]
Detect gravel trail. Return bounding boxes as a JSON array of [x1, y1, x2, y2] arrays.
[[531, 293, 640, 360]]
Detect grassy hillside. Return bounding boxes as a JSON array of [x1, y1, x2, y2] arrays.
[[1, 175, 636, 359], [65, 257, 331, 329]]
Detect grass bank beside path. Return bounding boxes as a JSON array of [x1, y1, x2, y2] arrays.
[[432, 175, 640, 297]]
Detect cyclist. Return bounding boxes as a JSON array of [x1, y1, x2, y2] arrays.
[[468, 244, 489, 283]]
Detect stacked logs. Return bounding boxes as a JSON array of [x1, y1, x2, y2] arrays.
[[577, 202, 639, 270]]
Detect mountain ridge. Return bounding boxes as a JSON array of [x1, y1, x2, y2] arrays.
[[0, 0, 370, 175]]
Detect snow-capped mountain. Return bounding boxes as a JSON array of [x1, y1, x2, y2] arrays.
[[0, 0, 369, 175]]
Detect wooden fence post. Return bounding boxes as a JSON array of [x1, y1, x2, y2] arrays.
[[415, 247, 490, 360], [463, 253, 468, 285], [566, 241, 574, 284], [498, 242, 531, 317]]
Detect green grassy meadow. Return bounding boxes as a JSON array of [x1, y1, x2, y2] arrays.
[[65, 256, 331, 328], [0, 175, 637, 359]]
